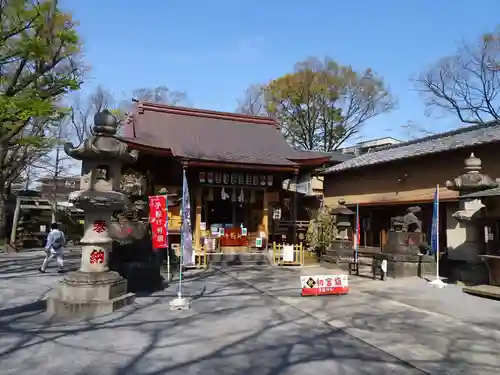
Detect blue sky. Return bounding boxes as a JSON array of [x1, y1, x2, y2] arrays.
[[62, 0, 500, 144]]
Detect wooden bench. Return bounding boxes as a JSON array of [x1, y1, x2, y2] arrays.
[[348, 250, 387, 280]]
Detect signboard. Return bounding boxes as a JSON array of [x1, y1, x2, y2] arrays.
[[255, 237, 263, 247], [149, 195, 168, 249], [283, 245, 294, 262], [199, 171, 274, 187], [300, 274, 349, 296]]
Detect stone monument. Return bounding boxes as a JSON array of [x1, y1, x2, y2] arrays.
[[46, 110, 139, 318], [445, 153, 497, 284]]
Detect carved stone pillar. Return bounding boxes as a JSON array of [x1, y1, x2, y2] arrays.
[[446, 153, 497, 283], [47, 110, 139, 318]]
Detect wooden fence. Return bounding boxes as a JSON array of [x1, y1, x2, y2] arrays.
[[271, 242, 304, 266]]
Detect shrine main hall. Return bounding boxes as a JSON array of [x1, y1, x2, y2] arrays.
[[121, 101, 346, 254]]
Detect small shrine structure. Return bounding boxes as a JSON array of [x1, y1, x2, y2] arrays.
[[47, 110, 138, 318]]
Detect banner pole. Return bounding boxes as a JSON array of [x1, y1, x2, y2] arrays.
[[165, 194, 171, 282], [435, 184, 440, 280], [169, 169, 191, 310]]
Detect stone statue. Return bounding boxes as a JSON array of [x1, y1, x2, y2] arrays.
[[390, 206, 422, 232]]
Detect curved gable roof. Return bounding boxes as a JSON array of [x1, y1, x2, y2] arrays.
[[124, 102, 345, 167]]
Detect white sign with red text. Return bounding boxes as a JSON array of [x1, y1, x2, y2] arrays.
[[300, 274, 349, 296]]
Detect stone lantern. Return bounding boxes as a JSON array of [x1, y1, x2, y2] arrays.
[[330, 199, 354, 240], [47, 110, 139, 318], [445, 153, 498, 283]]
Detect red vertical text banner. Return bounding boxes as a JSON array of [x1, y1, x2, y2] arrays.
[[149, 195, 168, 249]]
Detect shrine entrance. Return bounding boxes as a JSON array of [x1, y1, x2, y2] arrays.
[[199, 185, 265, 253]]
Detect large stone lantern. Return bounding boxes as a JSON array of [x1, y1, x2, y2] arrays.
[[445, 153, 497, 283], [47, 110, 139, 318], [330, 199, 354, 240]]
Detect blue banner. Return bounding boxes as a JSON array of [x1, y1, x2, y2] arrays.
[[181, 170, 193, 266], [430, 187, 439, 255]]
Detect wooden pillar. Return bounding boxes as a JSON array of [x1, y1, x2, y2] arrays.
[[194, 186, 202, 251], [261, 189, 269, 238], [292, 169, 298, 245]]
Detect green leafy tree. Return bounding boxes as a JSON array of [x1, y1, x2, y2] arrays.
[[0, 0, 83, 240], [256, 57, 394, 151]]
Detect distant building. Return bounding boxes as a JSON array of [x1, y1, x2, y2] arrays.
[[340, 137, 402, 156], [37, 176, 81, 202]]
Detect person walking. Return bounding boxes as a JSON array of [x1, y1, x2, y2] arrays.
[[39, 222, 66, 274]]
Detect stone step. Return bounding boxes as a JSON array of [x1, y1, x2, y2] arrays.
[[207, 252, 269, 266]]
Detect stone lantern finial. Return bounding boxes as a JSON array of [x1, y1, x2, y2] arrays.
[[445, 153, 498, 192], [464, 153, 481, 173], [93, 109, 119, 136]]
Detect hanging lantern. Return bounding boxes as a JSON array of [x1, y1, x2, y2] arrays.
[[230, 173, 237, 185], [223, 173, 230, 184], [214, 172, 221, 184], [207, 172, 214, 184], [199, 172, 206, 183], [238, 174, 245, 184], [267, 175, 273, 186], [246, 174, 252, 185], [259, 175, 266, 186]]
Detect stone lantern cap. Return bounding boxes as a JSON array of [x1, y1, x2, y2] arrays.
[[445, 153, 498, 192], [64, 110, 139, 163], [330, 199, 355, 215]]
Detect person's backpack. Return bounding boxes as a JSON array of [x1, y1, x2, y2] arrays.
[[52, 232, 64, 250]]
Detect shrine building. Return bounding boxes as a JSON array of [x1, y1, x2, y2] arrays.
[[121, 101, 346, 254], [322, 122, 500, 283]]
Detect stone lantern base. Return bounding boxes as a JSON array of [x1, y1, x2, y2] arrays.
[[47, 270, 135, 319]]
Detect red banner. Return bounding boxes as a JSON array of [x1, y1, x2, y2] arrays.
[[149, 195, 168, 249]]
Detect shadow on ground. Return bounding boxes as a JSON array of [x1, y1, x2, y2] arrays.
[[0, 259, 498, 375]]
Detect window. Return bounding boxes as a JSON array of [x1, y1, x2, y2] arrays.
[[64, 180, 76, 188]]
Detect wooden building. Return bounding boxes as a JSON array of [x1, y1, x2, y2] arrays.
[[322, 122, 500, 256], [121, 102, 345, 253]]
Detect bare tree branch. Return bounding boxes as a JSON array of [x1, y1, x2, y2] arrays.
[[415, 29, 500, 126], [236, 84, 269, 116]]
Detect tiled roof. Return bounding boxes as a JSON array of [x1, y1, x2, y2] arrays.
[[124, 102, 338, 167], [324, 122, 500, 174], [459, 187, 500, 199], [288, 149, 352, 163]]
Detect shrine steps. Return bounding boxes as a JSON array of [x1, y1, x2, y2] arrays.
[[207, 252, 269, 267]]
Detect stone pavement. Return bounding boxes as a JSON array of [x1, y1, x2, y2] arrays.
[[0, 252, 499, 375]]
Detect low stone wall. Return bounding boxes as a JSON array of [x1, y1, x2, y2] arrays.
[[321, 240, 436, 278]]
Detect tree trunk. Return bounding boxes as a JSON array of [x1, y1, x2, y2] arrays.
[[0, 184, 6, 243]]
